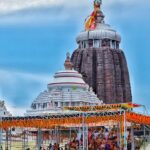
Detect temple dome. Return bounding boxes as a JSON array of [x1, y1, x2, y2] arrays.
[[0, 100, 12, 117], [76, 23, 121, 43], [26, 53, 103, 116], [48, 69, 86, 88], [48, 52, 87, 88]]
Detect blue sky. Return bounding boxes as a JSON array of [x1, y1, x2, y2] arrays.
[[0, 0, 150, 115]]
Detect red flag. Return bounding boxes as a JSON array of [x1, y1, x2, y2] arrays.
[[128, 103, 142, 108]]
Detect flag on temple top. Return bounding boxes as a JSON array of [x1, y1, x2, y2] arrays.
[[128, 103, 142, 108], [85, 0, 99, 30], [85, 12, 96, 30], [122, 103, 142, 109]]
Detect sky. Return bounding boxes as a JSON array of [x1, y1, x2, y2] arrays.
[[0, 0, 150, 115]]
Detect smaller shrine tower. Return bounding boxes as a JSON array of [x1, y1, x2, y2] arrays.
[[26, 53, 102, 116]]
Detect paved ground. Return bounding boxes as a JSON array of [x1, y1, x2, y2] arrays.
[[2, 141, 36, 150], [140, 142, 150, 150]]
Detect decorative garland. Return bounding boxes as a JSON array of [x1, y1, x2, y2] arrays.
[[64, 103, 141, 112], [126, 112, 150, 125], [0, 111, 150, 129]]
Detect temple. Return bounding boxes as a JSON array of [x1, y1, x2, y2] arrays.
[[71, 0, 132, 104], [0, 100, 12, 117], [26, 53, 103, 116]]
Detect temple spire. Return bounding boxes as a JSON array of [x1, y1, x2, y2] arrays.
[[94, 0, 105, 24], [72, 0, 132, 104], [64, 52, 73, 70], [85, 0, 104, 31], [94, 0, 102, 8]]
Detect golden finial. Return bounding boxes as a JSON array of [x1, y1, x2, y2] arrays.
[[64, 52, 73, 70]]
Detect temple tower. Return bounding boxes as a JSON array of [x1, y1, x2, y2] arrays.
[[71, 0, 132, 104]]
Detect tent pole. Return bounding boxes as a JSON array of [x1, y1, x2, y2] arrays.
[[82, 113, 85, 150], [124, 111, 127, 150], [131, 123, 135, 150]]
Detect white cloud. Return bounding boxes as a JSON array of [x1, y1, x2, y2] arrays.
[[0, 0, 89, 24], [0, 69, 51, 84], [0, 0, 148, 15], [0, 69, 52, 116], [0, 0, 61, 14], [0, 0, 89, 15], [0, 0, 149, 25], [6, 103, 26, 116]]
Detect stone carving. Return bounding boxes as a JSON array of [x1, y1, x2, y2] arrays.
[[71, 48, 132, 104], [71, 0, 132, 104]]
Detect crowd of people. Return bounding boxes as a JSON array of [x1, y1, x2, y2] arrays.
[[0, 126, 141, 150], [40, 143, 62, 150], [67, 127, 132, 150], [33, 126, 133, 150]]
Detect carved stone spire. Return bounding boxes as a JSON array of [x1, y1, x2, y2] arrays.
[[64, 52, 73, 70], [94, 0, 105, 24], [85, 0, 105, 30], [71, 0, 132, 104], [94, 0, 102, 12]]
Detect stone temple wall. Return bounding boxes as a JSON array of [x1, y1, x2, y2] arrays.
[[71, 47, 132, 104]]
